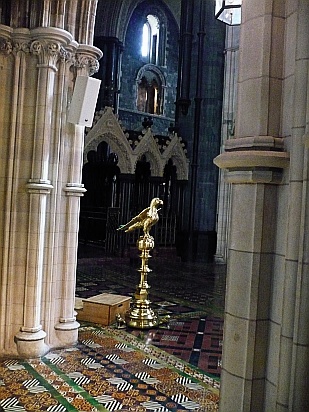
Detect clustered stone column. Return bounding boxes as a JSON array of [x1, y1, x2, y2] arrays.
[[214, 0, 288, 410], [0, 24, 102, 357], [14, 30, 65, 357], [214, 138, 289, 410], [214, 0, 309, 410]]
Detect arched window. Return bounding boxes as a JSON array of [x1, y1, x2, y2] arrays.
[[141, 14, 160, 65], [136, 65, 166, 115], [137, 74, 160, 115]]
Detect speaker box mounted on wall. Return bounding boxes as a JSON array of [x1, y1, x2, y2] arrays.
[[68, 76, 101, 127]]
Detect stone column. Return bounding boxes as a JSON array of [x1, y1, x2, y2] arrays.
[[275, 1, 309, 410], [14, 28, 73, 357], [0, 0, 101, 358], [54, 44, 102, 344], [214, 0, 289, 410], [0, 27, 24, 353], [95, 36, 123, 110], [215, 25, 240, 263], [215, 144, 289, 412], [175, 0, 194, 117], [40, 38, 78, 347]]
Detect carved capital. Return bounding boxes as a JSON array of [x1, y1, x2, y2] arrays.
[[74, 53, 100, 75], [59, 45, 75, 64], [30, 39, 61, 69], [74, 44, 102, 76], [0, 37, 13, 55], [11, 29, 31, 55], [13, 40, 31, 53]]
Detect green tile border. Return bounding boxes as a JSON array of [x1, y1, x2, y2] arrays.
[[22, 361, 81, 412], [39, 358, 109, 412]]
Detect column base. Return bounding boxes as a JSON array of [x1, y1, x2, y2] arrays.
[[214, 254, 226, 264], [14, 329, 49, 358], [54, 320, 80, 346]]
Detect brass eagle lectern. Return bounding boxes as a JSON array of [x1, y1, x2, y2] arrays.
[[117, 198, 163, 328]]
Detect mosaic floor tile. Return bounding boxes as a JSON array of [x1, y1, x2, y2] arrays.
[[0, 325, 219, 411], [75, 254, 225, 376], [1, 250, 225, 411]]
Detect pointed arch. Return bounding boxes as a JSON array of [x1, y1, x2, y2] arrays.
[[84, 108, 188, 180], [84, 107, 134, 174]]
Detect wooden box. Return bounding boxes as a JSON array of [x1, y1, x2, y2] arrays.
[[76, 293, 131, 326]]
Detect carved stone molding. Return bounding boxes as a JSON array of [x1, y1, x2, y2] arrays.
[[30, 39, 61, 69], [214, 136, 290, 184], [74, 44, 103, 76], [224, 136, 285, 151], [59, 45, 75, 64], [0, 36, 77, 69], [26, 181, 53, 194], [64, 183, 87, 197], [0, 36, 74, 67], [0, 27, 102, 76], [13, 40, 30, 53], [0, 37, 12, 54], [84, 107, 189, 180], [0, 24, 13, 54], [74, 53, 99, 75], [11, 28, 31, 54], [14, 329, 48, 358], [214, 150, 290, 170]]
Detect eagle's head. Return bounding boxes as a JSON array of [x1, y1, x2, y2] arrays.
[[150, 198, 163, 208]]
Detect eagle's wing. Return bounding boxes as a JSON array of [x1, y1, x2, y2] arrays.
[[117, 207, 150, 231]]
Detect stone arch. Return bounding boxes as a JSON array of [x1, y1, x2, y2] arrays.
[[162, 134, 189, 180], [84, 131, 133, 174], [135, 150, 161, 177], [135, 64, 166, 115], [84, 108, 188, 180], [103, 0, 180, 44], [133, 128, 163, 176], [136, 64, 166, 87], [166, 153, 188, 181], [84, 107, 134, 174]]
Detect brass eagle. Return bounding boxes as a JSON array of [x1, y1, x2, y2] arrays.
[[117, 198, 163, 237]]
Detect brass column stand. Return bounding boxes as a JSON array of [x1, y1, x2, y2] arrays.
[[125, 235, 159, 329]]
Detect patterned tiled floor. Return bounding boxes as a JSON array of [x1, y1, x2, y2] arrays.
[[0, 325, 220, 411], [130, 317, 223, 375], [0, 246, 226, 411], [76, 249, 225, 377]]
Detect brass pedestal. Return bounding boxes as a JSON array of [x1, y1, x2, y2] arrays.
[[125, 235, 159, 329]]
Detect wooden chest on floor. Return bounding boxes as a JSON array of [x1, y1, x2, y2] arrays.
[[77, 293, 131, 326]]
